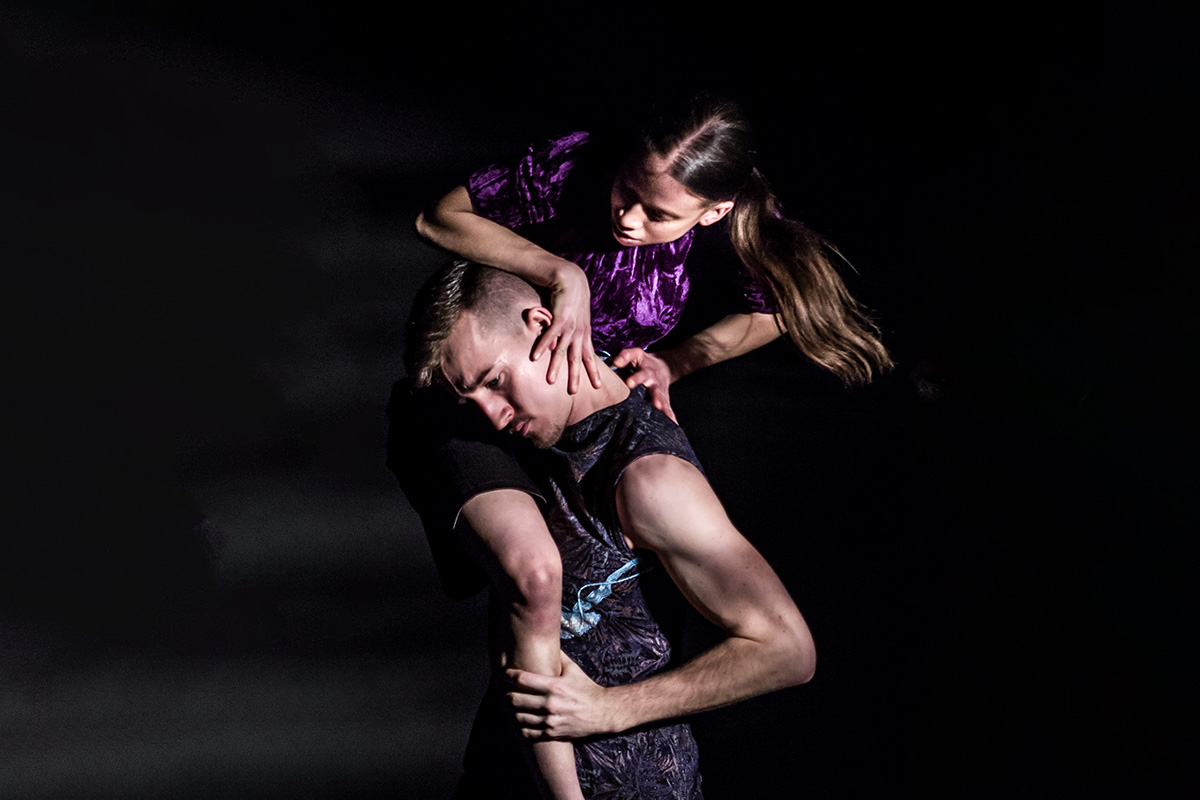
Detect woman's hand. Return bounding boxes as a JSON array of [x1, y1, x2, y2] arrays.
[[506, 652, 617, 740], [532, 261, 603, 394], [611, 348, 678, 423]]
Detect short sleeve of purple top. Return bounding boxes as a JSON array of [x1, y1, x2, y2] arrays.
[[467, 131, 776, 353]]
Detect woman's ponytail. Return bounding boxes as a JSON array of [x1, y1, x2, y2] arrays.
[[729, 169, 893, 385], [640, 92, 893, 385]]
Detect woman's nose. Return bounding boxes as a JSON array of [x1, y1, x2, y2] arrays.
[[617, 204, 644, 229]]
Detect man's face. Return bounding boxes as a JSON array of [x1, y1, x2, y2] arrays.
[[440, 309, 574, 449]]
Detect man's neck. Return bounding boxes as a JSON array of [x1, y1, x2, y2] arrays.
[[565, 362, 632, 427]]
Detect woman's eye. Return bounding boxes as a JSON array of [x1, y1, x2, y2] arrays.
[[486, 376, 501, 389]]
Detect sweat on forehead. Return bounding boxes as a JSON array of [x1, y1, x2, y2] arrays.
[[404, 260, 543, 389]]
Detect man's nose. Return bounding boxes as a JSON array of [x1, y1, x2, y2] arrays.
[[474, 395, 513, 431]]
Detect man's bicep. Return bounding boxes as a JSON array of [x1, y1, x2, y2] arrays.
[[616, 456, 794, 641]]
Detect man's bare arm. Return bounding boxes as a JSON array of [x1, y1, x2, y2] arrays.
[[458, 490, 583, 799], [507, 455, 814, 737]]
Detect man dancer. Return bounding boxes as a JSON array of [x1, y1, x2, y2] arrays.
[[403, 260, 815, 798]]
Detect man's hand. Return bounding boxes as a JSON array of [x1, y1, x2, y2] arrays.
[[506, 652, 617, 740], [532, 261, 603, 395], [611, 348, 677, 422]]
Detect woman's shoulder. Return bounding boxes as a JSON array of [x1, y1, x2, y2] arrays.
[[536, 130, 591, 161], [511, 130, 612, 191]]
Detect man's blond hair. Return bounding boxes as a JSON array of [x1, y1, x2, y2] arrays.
[[404, 260, 542, 389]]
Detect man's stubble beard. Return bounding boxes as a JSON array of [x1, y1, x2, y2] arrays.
[[530, 419, 567, 450]]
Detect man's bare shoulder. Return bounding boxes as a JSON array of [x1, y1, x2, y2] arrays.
[[616, 454, 728, 551], [619, 452, 705, 490]]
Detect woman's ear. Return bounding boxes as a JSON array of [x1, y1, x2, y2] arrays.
[[698, 200, 734, 227]]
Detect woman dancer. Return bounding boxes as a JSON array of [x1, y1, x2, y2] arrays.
[[415, 92, 891, 414]]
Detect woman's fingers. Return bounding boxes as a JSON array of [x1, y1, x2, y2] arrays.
[[543, 320, 575, 385], [645, 382, 677, 423], [630, 369, 676, 422], [531, 317, 560, 364], [566, 338, 582, 395], [610, 348, 641, 370], [567, 328, 601, 394], [617, 349, 677, 422]]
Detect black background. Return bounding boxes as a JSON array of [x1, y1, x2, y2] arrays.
[[2, 2, 1195, 797]]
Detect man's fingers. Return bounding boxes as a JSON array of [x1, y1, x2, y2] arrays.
[[504, 668, 552, 694], [520, 727, 554, 741], [508, 692, 548, 712], [516, 705, 549, 724]]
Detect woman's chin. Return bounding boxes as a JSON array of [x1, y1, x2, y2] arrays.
[[611, 227, 640, 247]]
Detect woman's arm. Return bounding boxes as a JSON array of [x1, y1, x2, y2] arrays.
[[416, 186, 602, 393], [611, 312, 782, 421]]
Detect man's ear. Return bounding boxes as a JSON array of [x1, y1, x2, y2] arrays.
[[697, 200, 734, 227], [523, 305, 554, 333]]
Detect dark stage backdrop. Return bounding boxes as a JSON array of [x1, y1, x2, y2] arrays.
[[2, 2, 1194, 797]]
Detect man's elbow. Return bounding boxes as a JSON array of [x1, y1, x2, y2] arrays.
[[779, 616, 817, 687], [507, 552, 562, 628], [792, 638, 817, 686]]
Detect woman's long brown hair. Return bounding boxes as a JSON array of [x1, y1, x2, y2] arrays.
[[636, 94, 893, 385]]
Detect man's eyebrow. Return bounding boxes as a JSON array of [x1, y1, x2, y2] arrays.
[[457, 365, 493, 395]]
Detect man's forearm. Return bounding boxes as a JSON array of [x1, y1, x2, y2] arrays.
[[506, 576, 582, 800], [510, 608, 583, 800], [599, 625, 814, 734], [459, 491, 583, 800]]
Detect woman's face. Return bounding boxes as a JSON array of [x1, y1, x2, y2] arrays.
[[609, 154, 733, 247]]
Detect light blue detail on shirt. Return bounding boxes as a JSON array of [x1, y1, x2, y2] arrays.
[[560, 556, 644, 639]]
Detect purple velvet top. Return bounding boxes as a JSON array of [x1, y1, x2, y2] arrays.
[[467, 131, 774, 353]]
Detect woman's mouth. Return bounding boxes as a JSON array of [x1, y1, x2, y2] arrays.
[[611, 221, 639, 246]]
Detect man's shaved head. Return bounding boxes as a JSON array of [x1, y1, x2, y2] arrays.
[[405, 260, 543, 389]]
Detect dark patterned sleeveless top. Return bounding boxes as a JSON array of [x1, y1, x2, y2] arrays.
[[522, 386, 705, 800]]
